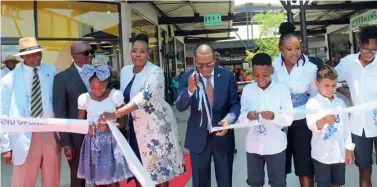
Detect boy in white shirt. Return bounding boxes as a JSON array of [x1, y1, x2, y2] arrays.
[[306, 66, 355, 187], [335, 25, 377, 187], [239, 53, 294, 187]]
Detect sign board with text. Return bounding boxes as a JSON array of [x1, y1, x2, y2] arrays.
[[220, 56, 245, 62], [350, 9, 377, 31], [204, 14, 222, 26]]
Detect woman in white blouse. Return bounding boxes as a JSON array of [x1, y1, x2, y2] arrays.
[[272, 22, 318, 187], [101, 34, 185, 187]]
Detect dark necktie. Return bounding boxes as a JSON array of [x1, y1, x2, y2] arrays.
[[31, 68, 43, 117]]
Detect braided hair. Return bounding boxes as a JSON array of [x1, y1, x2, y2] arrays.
[[278, 22, 306, 66]]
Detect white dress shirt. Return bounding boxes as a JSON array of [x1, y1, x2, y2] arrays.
[[1, 67, 10, 79], [306, 94, 355, 164], [335, 53, 377, 138], [272, 55, 318, 120], [188, 69, 214, 96], [74, 62, 90, 91], [23, 64, 54, 118], [239, 81, 294, 155]]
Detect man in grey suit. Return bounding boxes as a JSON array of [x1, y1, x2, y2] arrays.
[[53, 41, 93, 187]]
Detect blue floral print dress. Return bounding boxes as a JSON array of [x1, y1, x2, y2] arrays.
[[120, 62, 185, 184]]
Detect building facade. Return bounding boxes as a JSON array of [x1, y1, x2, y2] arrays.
[[1, 1, 186, 103]]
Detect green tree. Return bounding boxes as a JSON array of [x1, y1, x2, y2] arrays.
[[245, 12, 285, 64], [252, 12, 285, 38]]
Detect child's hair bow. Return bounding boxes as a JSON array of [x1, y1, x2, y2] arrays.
[[81, 64, 111, 81]]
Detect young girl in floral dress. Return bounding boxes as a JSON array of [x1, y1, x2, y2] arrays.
[[77, 64, 133, 186]]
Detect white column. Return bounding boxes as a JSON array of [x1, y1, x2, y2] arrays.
[[121, 2, 132, 66]]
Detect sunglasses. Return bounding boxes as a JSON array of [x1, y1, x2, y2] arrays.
[[77, 49, 95, 56], [196, 61, 214, 68]]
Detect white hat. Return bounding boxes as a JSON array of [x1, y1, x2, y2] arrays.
[[13, 37, 45, 56], [2, 55, 19, 64]]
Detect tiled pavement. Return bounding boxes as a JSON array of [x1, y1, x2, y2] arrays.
[[1, 93, 376, 187]]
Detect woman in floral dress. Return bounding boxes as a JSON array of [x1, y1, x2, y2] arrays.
[[101, 34, 185, 187]]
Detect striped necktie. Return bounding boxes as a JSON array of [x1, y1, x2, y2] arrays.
[[31, 68, 43, 117]]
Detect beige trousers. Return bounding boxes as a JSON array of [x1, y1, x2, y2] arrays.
[[12, 132, 61, 187]]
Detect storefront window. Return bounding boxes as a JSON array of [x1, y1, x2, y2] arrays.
[[352, 30, 360, 53], [1, 1, 35, 37], [175, 39, 185, 74], [328, 27, 350, 67], [309, 47, 327, 62], [131, 11, 159, 65], [1, 1, 122, 74], [37, 1, 119, 39]]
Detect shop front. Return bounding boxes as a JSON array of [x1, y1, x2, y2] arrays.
[[1, 1, 187, 104], [349, 9, 377, 53], [327, 26, 350, 67], [1, 1, 122, 73]]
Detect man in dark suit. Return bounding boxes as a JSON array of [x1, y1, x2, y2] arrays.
[[215, 51, 238, 154], [53, 41, 93, 187], [176, 44, 240, 187]]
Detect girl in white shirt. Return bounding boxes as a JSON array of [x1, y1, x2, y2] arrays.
[[272, 22, 318, 187]]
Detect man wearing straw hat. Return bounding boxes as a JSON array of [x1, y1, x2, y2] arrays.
[[0, 37, 61, 187], [1, 55, 19, 79]]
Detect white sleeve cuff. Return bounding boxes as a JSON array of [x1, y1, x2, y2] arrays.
[[346, 142, 355, 151], [188, 90, 194, 97]]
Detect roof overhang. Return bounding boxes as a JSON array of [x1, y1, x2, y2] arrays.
[[131, 1, 236, 43]]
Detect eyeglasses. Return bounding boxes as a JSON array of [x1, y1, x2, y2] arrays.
[[196, 61, 214, 68], [360, 48, 377, 54], [76, 49, 95, 56]]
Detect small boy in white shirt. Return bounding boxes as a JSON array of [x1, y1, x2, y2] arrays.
[[239, 53, 294, 187], [306, 66, 355, 187]]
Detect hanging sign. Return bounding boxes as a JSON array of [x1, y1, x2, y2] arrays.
[[204, 14, 222, 26], [283, 0, 313, 6]]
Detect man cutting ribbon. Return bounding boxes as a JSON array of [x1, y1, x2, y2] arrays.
[[176, 43, 240, 187]]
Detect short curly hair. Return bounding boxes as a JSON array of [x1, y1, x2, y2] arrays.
[[317, 65, 338, 81]]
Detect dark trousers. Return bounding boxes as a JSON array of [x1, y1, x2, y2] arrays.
[[67, 151, 86, 187], [190, 135, 233, 187], [352, 131, 377, 168], [246, 151, 286, 187], [285, 119, 314, 176]]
